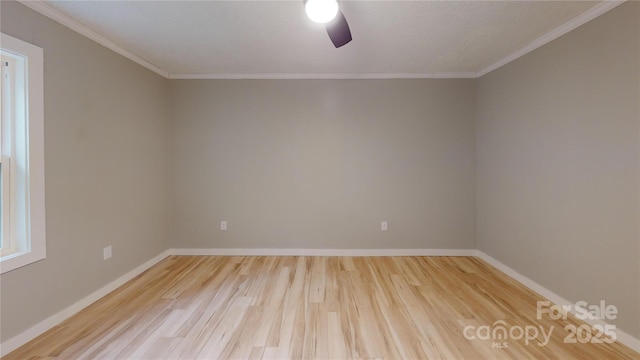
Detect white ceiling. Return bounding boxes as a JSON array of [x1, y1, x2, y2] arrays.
[[21, 1, 618, 78]]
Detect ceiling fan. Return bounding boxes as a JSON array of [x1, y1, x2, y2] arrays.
[[304, 0, 352, 48]]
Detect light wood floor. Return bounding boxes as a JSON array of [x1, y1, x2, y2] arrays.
[[5, 256, 638, 359]]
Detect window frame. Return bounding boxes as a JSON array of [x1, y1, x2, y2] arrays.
[[0, 33, 46, 274]]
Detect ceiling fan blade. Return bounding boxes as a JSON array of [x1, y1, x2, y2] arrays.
[[326, 10, 352, 48]]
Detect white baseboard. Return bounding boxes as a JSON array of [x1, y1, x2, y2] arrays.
[[0, 249, 172, 357], [476, 251, 640, 354], [169, 248, 478, 257]]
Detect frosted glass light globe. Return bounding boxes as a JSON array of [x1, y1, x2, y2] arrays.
[[305, 0, 339, 24]]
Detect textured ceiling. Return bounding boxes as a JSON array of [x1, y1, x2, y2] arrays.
[[37, 0, 603, 77]]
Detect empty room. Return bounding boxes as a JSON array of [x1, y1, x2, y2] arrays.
[[0, 0, 638, 359]]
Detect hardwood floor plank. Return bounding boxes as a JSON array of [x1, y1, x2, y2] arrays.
[[4, 256, 639, 360]]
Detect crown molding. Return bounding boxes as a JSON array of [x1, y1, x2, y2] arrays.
[[477, 0, 626, 77], [168, 72, 478, 80], [17, 0, 169, 78], [17, 0, 625, 80]]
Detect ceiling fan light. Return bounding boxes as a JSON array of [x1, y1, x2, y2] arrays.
[[305, 0, 339, 24]]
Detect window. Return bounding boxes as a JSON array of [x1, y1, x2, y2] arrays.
[[0, 33, 45, 274]]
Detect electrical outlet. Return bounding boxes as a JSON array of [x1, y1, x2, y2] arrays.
[[221, 221, 227, 231], [381, 221, 388, 231], [103, 245, 112, 260]]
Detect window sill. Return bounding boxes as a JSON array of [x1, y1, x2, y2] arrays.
[[0, 247, 46, 274]]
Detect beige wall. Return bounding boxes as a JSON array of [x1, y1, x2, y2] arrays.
[[0, 1, 170, 342], [477, 2, 640, 338], [170, 79, 476, 250]]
